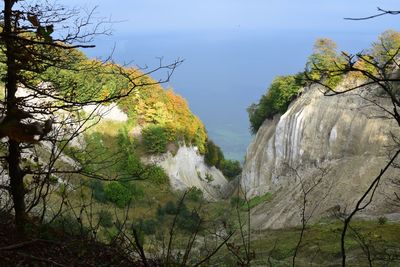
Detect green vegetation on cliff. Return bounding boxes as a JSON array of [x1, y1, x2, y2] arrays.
[[43, 51, 209, 153], [248, 73, 305, 134], [306, 38, 346, 88], [248, 30, 400, 134], [204, 140, 242, 180], [119, 81, 208, 153], [248, 38, 347, 134]]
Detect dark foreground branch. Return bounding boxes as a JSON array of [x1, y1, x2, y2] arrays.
[[344, 7, 400, 20]]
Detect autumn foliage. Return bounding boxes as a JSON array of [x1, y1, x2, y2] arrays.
[[119, 77, 207, 153], [41, 50, 208, 153]]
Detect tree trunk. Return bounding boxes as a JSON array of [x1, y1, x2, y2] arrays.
[[4, 0, 27, 232], [8, 141, 26, 232]]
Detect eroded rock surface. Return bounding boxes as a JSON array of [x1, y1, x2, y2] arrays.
[[145, 146, 229, 200], [242, 82, 400, 229]]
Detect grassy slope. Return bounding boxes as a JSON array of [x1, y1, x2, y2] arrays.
[[249, 220, 400, 266]]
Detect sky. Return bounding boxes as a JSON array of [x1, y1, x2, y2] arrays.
[[49, 1, 400, 159], [57, 1, 400, 32]]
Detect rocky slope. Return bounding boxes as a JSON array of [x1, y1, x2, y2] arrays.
[[242, 80, 400, 229], [144, 146, 229, 200]]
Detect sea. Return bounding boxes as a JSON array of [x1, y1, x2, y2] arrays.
[[86, 29, 392, 161]]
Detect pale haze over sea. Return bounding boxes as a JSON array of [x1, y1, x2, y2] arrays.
[[60, 0, 400, 160]]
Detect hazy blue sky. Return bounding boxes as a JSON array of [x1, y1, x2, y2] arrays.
[[60, 0, 400, 32], [51, 1, 400, 159]]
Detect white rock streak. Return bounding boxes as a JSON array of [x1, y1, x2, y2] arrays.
[[241, 83, 400, 229], [83, 103, 128, 122]]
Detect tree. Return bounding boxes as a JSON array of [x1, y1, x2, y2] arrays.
[[142, 124, 168, 154], [0, 0, 180, 232], [307, 38, 338, 74], [371, 29, 400, 66], [204, 140, 224, 167], [306, 38, 346, 88]]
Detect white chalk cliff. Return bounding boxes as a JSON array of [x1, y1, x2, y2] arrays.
[[242, 80, 400, 229], [144, 146, 229, 200]]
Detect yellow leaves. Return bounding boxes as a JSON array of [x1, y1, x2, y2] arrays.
[[349, 56, 378, 80], [100, 89, 110, 99], [125, 85, 207, 150], [67, 59, 209, 150]]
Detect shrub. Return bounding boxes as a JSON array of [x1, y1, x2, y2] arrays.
[[50, 214, 88, 237], [177, 209, 201, 233], [117, 129, 146, 175], [98, 210, 113, 228], [187, 187, 204, 202], [89, 180, 107, 203], [378, 216, 388, 225], [220, 159, 242, 180], [164, 201, 178, 215], [142, 124, 168, 154], [135, 219, 158, 235], [157, 201, 202, 233], [205, 173, 214, 183], [104, 182, 135, 208], [117, 129, 171, 188], [104, 182, 130, 207], [49, 175, 58, 185], [156, 205, 166, 221], [143, 165, 169, 185]]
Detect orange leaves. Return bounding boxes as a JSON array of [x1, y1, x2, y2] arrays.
[[122, 84, 207, 151]]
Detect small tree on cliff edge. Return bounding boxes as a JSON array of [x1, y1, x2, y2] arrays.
[[0, 0, 179, 232]]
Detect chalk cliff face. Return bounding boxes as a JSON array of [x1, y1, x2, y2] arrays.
[[144, 146, 229, 200], [242, 81, 400, 229]]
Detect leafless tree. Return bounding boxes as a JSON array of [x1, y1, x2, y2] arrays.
[[288, 166, 331, 267], [217, 185, 255, 266], [101, 188, 235, 266]]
